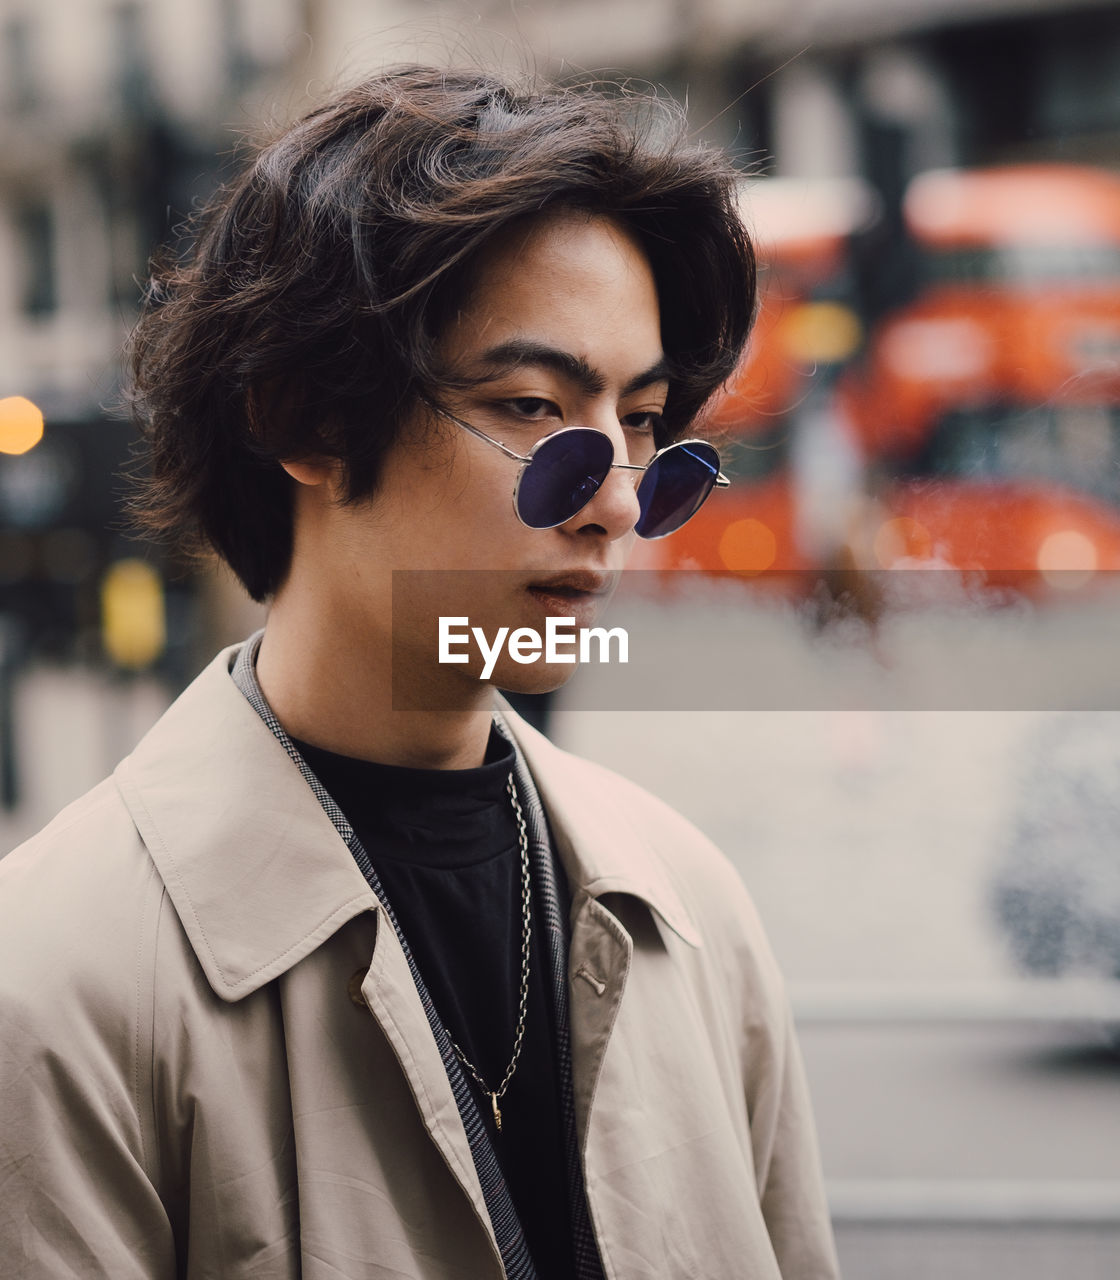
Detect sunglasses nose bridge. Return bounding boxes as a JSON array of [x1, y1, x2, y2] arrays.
[[573, 446, 644, 535]]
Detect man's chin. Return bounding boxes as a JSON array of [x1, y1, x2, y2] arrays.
[[493, 661, 582, 699], [390, 660, 578, 712]]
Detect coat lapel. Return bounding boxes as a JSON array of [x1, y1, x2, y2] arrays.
[[115, 646, 377, 1002], [497, 701, 701, 949]]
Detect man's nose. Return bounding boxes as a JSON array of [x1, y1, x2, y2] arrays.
[[564, 423, 642, 540]]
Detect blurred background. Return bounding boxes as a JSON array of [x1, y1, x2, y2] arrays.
[[2, 0, 1120, 1274]]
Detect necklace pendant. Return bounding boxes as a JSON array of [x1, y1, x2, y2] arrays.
[[491, 1093, 502, 1133]]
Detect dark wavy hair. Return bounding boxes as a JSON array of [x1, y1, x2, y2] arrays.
[[127, 65, 756, 601]]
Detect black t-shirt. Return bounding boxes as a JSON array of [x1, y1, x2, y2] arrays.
[[292, 728, 577, 1279]]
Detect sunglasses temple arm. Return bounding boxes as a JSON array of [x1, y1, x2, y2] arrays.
[[436, 405, 729, 483], [434, 407, 533, 464]]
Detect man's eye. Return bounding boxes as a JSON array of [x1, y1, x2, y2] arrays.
[[502, 397, 560, 421], [623, 410, 664, 433]]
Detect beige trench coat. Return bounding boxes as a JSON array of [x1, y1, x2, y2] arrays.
[[0, 645, 839, 1279]]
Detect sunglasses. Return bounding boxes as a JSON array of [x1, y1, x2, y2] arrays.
[[438, 410, 729, 539]]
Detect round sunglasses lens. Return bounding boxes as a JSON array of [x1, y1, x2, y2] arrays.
[[516, 429, 615, 528], [634, 441, 721, 538]]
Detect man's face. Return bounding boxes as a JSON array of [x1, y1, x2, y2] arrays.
[[296, 209, 668, 699]]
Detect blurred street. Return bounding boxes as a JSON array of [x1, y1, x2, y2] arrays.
[[552, 596, 1120, 1279], [0, 662, 168, 851], [801, 1016, 1120, 1278]]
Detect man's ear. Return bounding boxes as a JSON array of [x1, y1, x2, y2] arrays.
[[248, 377, 339, 489], [280, 456, 335, 487]]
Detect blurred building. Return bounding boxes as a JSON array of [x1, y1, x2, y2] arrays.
[[0, 0, 307, 414], [0, 0, 307, 680], [3, 0, 1117, 417]]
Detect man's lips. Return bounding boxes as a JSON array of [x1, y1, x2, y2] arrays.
[[525, 571, 618, 621], [525, 570, 616, 598]]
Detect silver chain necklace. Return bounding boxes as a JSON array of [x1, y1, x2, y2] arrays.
[[447, 772, 532, 1133]]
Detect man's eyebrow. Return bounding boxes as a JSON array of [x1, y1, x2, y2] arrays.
[[622, 357, 672, 397], [467, 340, 670, 398]]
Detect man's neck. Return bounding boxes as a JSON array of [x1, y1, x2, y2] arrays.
[[254, 613, 495, 771]]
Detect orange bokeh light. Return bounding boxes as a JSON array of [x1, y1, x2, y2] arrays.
[[873, 516, 935, 567], [719, 518, 778, 574], [0, 396, 45, 456]]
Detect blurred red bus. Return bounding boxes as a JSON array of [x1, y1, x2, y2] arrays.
[[839, 163, 1120, 594], [642, 177, 871, 590]]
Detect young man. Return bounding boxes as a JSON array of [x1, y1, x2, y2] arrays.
[[0, 68, 840, 1278]]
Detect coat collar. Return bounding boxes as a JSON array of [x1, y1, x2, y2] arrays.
[[115, 642, 698, 1003], [498, 704, 701, 950]]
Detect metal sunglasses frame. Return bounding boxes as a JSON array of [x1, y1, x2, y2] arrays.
[[436, 408, 730, 537]]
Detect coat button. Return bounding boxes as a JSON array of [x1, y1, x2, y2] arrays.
[[347, 970, 368, 1009]]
